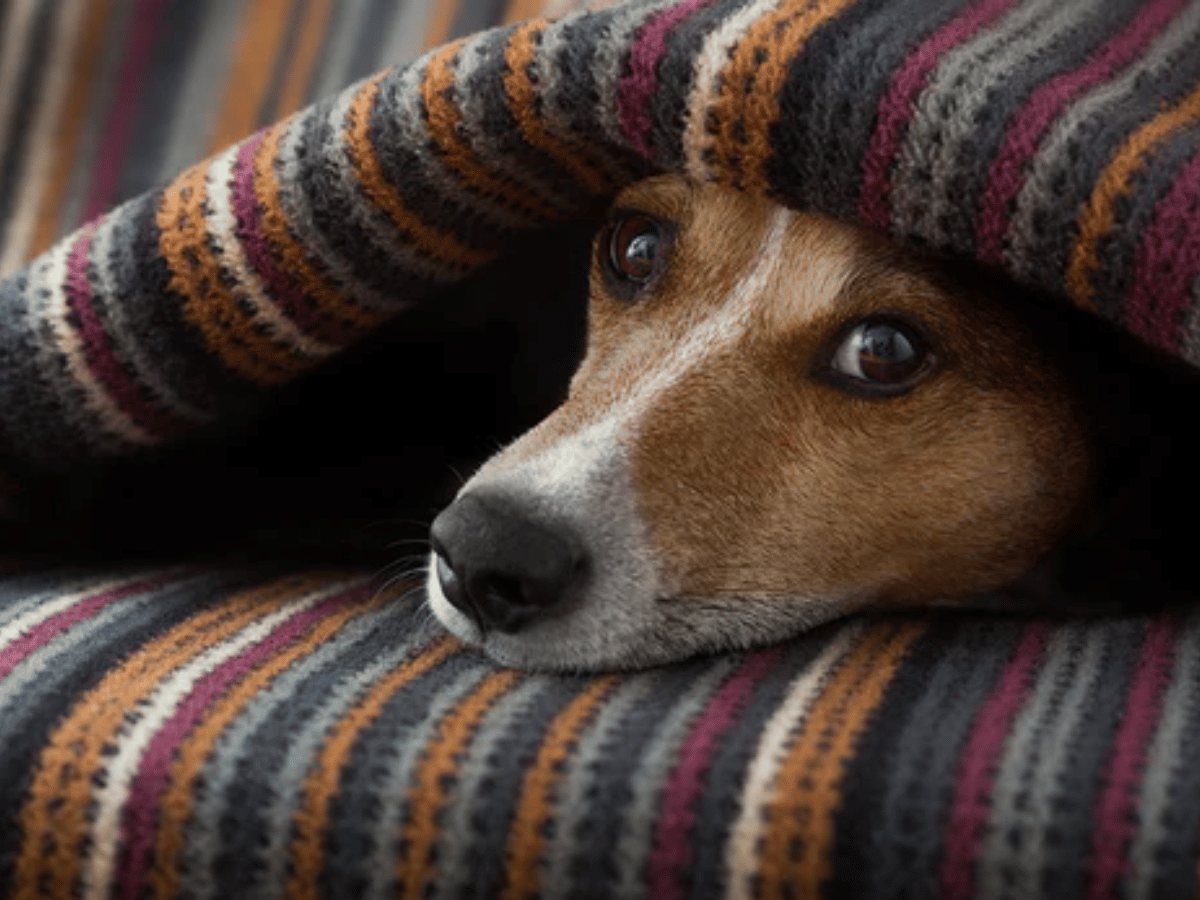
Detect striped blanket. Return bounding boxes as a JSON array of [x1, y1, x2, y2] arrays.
[[3, 1, 1200, 897]]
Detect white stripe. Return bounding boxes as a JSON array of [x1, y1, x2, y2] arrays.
[[723, 625, 860, 900], [205, 144, 341, 359], [0, 575, 141, 654], [80, 581, 343, 900], [28, 231, 154, 449], [0, 0, 86, 278], [683, 0, 786, 179]]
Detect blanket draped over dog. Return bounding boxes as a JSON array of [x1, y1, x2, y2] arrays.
[[2, 1, 1200, 898]]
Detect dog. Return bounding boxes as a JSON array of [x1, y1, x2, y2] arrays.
[[427, 174, 1198, 672]]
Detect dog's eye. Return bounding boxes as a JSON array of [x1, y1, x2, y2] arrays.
[[607, 214, 664, 285], [827, 317, 933, 391]]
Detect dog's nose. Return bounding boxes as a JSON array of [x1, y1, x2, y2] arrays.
[[429, 492, 586, 633]]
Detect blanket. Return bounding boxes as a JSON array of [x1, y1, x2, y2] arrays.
[[2, 1, 1200, 897]]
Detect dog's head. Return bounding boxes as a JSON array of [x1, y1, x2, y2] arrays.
[[426, 175, 1095, 671]]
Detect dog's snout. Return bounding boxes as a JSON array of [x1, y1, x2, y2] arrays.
[[429, 493, 586, 633]]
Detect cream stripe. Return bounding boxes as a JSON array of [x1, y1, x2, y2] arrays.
[[723, 625, 860, 900], [0, 575, 143, 653], [88, 204, 215, 424], [0, 0, 38, 156], [204, 144, 341, 359], [80, 582, 341, 900], [1128, 619, 1200, 900], [0, 0, 86, 277], [682, 0, 785, 179], [27, 231, 154, 449]]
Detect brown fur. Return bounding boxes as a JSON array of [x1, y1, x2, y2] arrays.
[[573, 176, 1095, 610]]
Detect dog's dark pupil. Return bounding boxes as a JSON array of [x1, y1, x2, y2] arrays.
[[858, 322, 919, 382], [614, 216, 660, 281]]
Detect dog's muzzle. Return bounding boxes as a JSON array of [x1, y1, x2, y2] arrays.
[[429, 492, 588, 633]]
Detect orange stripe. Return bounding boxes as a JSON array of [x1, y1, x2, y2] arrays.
[[1066, 77, 1200, 309], [756, 621, 925, 899], [12, 575, 322, 900], [422, 0, 462, 51], [286, 636, 461, 900], [272, 0, 336, 120], [207, 0, 297, 155], [502, 676, 620, 900], [252, 117, 389, 335], [397, 669, 523, 900], [29, 0, 114, 256], [147, 583, 381, 900], [423, 36, 564, 222], [503, 20, 615, 200], [709, 0, 854, 190], [345, 71, 497, 271], [157, 157, 302, 386]]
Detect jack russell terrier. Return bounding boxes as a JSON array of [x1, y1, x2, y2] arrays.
[[427, 174, 1197, 672]]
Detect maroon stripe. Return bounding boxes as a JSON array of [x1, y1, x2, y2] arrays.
[[0, 575, 172, 680], [1086, 616, 1179, 900], [64, 224, 188, 439], [1122, 146, 1200, 353], [857, 0, 1017, 230], [115, 582, 372, 899], [939, 624, 1048, 900], [616, 0, 717, 157], [229, 134, 357, 347], [80, 0, 169, 222], [648, 646, 783, 900], [975, 0, 1186, 264]]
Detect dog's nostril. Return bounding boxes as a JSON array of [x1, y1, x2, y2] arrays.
[[428, 493, 586, 634]]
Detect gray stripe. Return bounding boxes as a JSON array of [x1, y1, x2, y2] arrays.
[[155, 0, 247, 183], [455, 25, 585, 221], [979, 625, 1108, 900], [1129, 616, 1200, 900], [612, 657, 738, 900], [590, 0, 684, 148], [890, 0, 1121, 252], [449, 0, 508, 40], [427, 676, 550, 900], [180, 596, 423, 900], [89, 203, 216, 424], [0, 570, 118, 629], [1005, 0, 1200, 290], [0, 571, 218, 724], [863, 622, 1018, 899], [214, 609, 445, 900], [541, 676, 656, 897], [334, 662, 491, 900]]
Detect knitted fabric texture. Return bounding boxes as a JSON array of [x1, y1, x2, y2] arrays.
[[2, 0, 1199, 479], [3, 2, 1200, 898]]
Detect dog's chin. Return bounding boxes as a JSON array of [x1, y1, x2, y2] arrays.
[[423, 558, 862, 672]]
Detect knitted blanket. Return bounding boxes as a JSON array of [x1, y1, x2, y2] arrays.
[[2, 1, 1200, 897]]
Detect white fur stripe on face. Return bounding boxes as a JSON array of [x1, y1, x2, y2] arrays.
[[626, 203, 795, 409]]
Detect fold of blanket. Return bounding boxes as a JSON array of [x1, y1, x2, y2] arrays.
[[2, 0, 1198, 484]]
